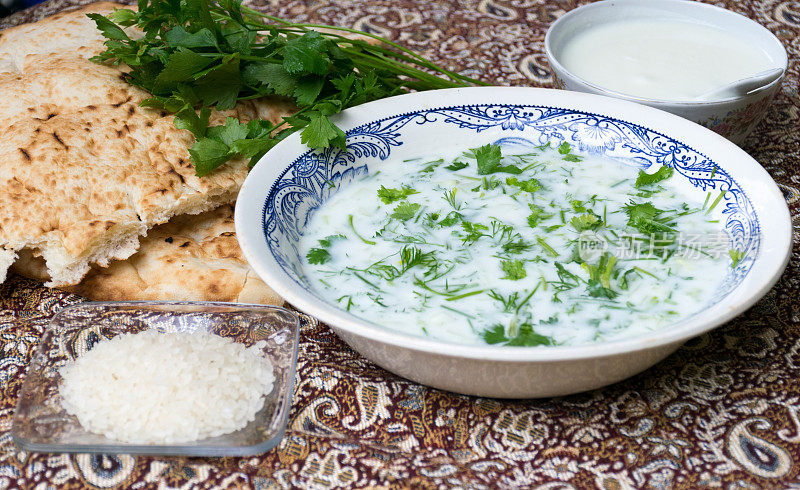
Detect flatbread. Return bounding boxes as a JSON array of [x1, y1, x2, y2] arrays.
[[13, 204, 283, 304], [0, 3, 294, 286]]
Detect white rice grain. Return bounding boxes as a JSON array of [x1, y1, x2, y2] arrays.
[[59, 330, 274, 444]]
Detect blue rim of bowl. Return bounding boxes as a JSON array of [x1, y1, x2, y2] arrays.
[[543, 0, 789, 106], [236, 87, 791, 361]]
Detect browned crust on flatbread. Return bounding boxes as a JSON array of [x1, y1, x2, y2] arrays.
[[14, 204, 284, 304]]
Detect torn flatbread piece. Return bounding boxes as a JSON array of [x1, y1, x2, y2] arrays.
[[13, 204, 283, 304], [0, 2, 294, 286]]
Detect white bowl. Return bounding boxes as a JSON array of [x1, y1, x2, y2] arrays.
[[235, 87, 791, 398], [544, 0, 788, 145]]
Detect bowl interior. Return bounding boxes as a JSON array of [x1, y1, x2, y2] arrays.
[[239, 89, 789, 359], [12, 301, 299, 456], [545, 0, 788, 104]]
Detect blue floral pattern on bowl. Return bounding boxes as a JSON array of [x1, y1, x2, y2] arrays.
[[261, 104, 759, 304]]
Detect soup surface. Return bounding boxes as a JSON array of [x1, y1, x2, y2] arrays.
[[300, 142, 734, 346]]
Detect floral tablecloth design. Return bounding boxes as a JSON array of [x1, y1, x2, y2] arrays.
[[1, 0, 800, 487]]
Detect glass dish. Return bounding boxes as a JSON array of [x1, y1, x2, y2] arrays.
[[12, 301, 299, 456]]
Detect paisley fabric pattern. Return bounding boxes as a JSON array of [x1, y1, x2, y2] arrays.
[[1, 0, 800, 487]]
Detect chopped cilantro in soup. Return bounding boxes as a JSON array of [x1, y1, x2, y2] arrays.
[[300, 143, 734, 346]]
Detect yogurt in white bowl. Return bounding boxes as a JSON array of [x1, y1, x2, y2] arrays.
[[235, 87, 790, 398], [557, 18, 774, 102], [545, 0, 788, 145]]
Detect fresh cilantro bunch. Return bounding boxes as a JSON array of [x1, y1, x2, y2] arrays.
[[89, 0, 485, 175]]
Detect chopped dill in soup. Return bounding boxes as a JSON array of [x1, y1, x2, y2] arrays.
[[300, 142, 736, 346]]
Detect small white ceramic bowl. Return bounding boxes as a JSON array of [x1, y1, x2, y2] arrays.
[[545, 0, 788, 145], [235, 87, 791, 398]]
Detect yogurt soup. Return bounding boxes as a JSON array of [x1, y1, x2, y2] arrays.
[[559, 18, 774, 100], [300, 143, 737, 346]]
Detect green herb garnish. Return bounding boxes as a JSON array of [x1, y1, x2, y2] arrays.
[[483, 321, 553, 346], [502, 238, 534, 255], [435, 211, 461, 227], [378, 185, 419, 204], [558, 142, 583, 162], [527, 204, 551, 228], [581, 252, 618, 299], [706, 190, 726, 214], [445, 160, 469, 171], [623, 202, 676, 235], [500, 259, 527, 280], [730, 248, 745, 268], [348, 215, 375, 245], [306, 234, 345, 264], [468, 144, 522, 175], [461, 221, 489, 244], [536, 237, 559, 258], [88, 0, 486, 176], [306, 248, 331, 264], [391, 202, 421, 221], [635, 166, 674, 188], [442, 188, 462, 210], [570, 213, 601, 232], [506, 177, 542, 193]]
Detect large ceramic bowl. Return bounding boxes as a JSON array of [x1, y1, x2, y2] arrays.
[[544, 0, 788, 145], [235, 87, 791, 398]]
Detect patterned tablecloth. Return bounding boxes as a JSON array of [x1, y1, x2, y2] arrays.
[[1, 0, 800, 487]]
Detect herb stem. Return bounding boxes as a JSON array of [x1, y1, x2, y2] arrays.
[[445, 289, 486, 301], [348, 215, 376, 245], [240, 7, 487, 86], [536, 237, 559, 258], [633, 266, 659, 279], [441, 305, 475, 318], [353, 271, 381, 290], [706, 190, 726, 214], [515, 286, 539, 314]]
